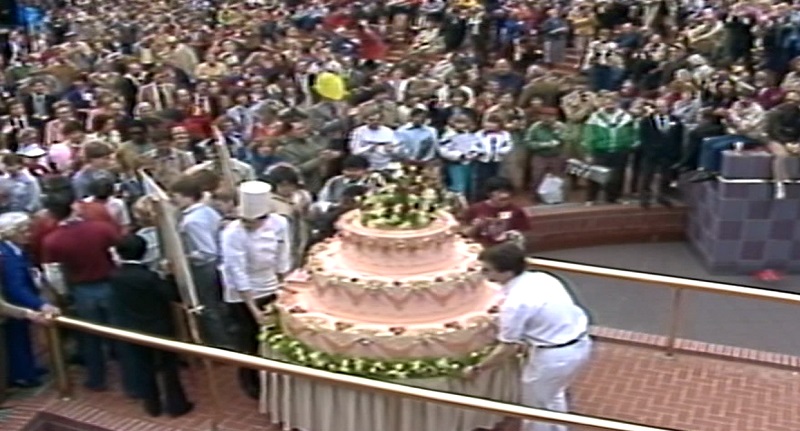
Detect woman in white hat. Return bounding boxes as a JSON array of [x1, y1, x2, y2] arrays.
[[219, 180, 292, 398], [14, 128, 51, 178]]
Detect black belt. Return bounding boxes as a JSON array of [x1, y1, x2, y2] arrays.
[[538, 334, 587, 349]]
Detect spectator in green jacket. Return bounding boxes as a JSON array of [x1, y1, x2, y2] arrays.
[[582, 93, 637, 205], [525, 107, 567, 199]]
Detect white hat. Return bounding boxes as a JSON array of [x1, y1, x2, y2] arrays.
[[17, 144, 46, 158], [237, 181, 273, 220]]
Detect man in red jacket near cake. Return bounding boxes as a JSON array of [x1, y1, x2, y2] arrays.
[[462, 177, 530, 248]]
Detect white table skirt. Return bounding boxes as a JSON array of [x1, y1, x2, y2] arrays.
[[259, 347, 521, 431]]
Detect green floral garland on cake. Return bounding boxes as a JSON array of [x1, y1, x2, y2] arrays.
[[359, 162, 448, 230], [259, 325, 493, 380]]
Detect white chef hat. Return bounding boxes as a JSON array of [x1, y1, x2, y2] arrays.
[[237, 181, 273, 220]]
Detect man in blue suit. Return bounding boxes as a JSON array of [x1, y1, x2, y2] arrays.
[[0, 212, 59, 387]]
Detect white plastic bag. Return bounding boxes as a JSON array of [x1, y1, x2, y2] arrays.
[[537, 174, 565, 204]]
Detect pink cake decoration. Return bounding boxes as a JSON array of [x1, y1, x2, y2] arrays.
[[276, 293, 502, 360], [274, 202, 502, 361]]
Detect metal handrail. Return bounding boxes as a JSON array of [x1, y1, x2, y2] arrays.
[[527, 257, 800, 354], [51, 316, 674, 431], [45, 259, 799, 431], [527, 257, 800, 305]]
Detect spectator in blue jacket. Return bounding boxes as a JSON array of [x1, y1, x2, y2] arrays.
[[0, 212, 59, 387]]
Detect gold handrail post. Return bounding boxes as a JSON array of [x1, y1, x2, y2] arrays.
[[45, 323, 71, 399], [665, 289, 684, 357], [185, 306, 223, 431]]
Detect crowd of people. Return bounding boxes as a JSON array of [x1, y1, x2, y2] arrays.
[[0, 0, 799, 426]]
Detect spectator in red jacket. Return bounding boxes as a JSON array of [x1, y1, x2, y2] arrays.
[[41, 196, 121, 392], [355, 23, 388, 61]]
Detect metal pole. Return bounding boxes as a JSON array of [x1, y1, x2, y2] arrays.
[[527, 257, 800, 305], [45, 324, 71, 399], [184, 307, 223, 431], [664, 289, 684, 357]]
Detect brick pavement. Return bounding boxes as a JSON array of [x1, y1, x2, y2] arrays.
[[2, 341, 799, 431], [571, 343, 800, 431], [0, 365, 276, 431]]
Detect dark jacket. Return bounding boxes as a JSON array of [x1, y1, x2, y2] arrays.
[[21, 93, 57, 120], [638, 114, 684, 161], [683, 121, 726, 169], [109, 263, 179, 337], [765, 103, 800, 144]]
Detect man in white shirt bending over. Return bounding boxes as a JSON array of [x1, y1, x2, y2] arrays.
[[220, 180, 292, 398], [464, 243, 592, 431]]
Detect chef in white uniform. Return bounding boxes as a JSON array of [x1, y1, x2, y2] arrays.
[[220, 180, 292, 398], [464, 243, 592, 431]]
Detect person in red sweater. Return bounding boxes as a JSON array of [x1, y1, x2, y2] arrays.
[[462, 177, 530, 247], [355, 22, 388, 62], [28, 183, 118, 265], [41, 195, 121, 391], [322, 6, 352, 31]]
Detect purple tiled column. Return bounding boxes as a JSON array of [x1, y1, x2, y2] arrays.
[[687, 152, 800, 274]]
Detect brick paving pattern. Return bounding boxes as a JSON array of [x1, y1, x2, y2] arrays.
[[572, 343, 800, 431], [1, 365, 274, 431], [2, 342, 800, 431]]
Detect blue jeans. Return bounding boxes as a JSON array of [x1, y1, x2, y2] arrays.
[[71, 282, 112, 389], [446, 163, 473, 199], [473, 162, 501, 201], [698, 135, 759, 172]]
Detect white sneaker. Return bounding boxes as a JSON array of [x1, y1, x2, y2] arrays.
[[775, 182, 786, 200]]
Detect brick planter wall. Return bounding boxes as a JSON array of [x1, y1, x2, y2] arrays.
[[524, 204, 686, 252]]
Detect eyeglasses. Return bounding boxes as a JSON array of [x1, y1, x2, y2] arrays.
[[242, 215, 268, 222]]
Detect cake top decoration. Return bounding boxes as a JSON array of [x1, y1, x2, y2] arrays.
[[359, 162, 448, 230]]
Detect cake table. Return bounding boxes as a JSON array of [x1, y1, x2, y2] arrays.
[[258, 350, 519, 431], [258, 168, 521, 431]]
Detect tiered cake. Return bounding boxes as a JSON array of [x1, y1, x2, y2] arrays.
[[269, 209, 503, 379]]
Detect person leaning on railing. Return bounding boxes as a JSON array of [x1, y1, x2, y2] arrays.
[[0, 294, 57, 405], [40, 195, 121, 392], [0, 212, 62, 390]]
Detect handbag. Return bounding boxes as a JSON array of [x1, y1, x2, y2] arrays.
[[565, 158, 612, 185], [536, 174, 565, 204]]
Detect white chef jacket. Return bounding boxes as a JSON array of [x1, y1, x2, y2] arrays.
[[220, 213, 292, 303], [498, 271, 589, 348]]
